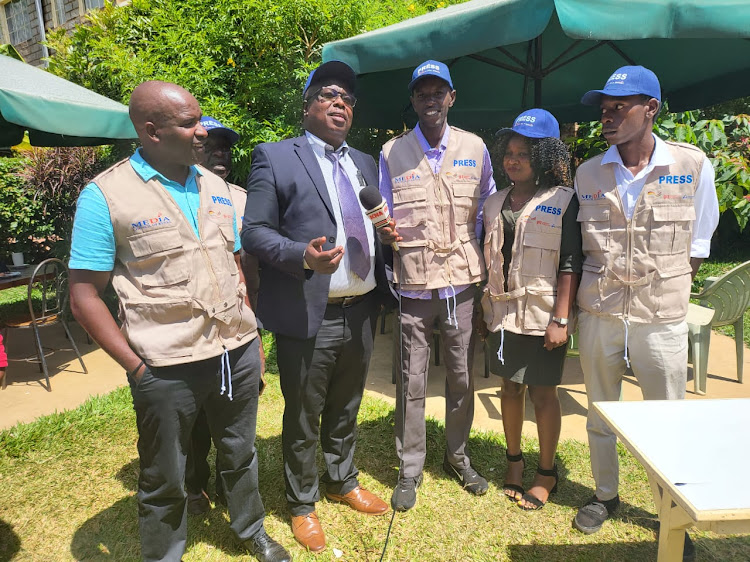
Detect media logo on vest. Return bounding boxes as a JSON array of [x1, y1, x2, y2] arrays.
[[132, 213, 172, 231], [580, 190, 605, 201], [394, 172, 420, 184]]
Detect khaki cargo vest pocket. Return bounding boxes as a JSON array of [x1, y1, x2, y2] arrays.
[[577, 205, 610, 252], [520, 230, 561, 280], [127, 227, 191, 290], [452, 183, 480, 223], [393, 187, 428, 243], [461, 236, 485, 278], [122, 300, 196, 362], [523, 287, 555, 331], [649, 205, 696, 256], [395, 246, 428, 285]]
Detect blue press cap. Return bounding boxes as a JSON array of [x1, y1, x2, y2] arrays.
[[200, 116, 240, 145], [408, 60, 454, 91], [581, 65, 661, 106], [501, 108, 560, 139], [303, 60, 356, 98]]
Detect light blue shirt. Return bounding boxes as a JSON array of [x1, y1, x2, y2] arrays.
[[69, 149, 240, 271], [378, 124, 496, 299]]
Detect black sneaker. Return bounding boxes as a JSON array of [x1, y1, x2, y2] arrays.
[[573, 495, 620, 534], [443, 457, 489, 496], [391, 473, 423, 511], [186, 490, 210, 515], [244, 531, 291, 562]]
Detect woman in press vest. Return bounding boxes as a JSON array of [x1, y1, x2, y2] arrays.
[[481, 109, 582, 510]]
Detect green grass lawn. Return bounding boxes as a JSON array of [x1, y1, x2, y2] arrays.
[[1, 373, 748, 561]]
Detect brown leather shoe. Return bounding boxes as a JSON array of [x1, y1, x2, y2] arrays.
[[290, 512, 325, 552], [325, 485, 389, 515]]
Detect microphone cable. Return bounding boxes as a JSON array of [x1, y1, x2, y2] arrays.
[[379, 253, 404, 562]]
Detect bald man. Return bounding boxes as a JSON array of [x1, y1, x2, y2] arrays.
[[69, 81, 290, 562]]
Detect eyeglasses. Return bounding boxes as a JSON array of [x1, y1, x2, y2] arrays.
[[309, 87, 357, 108]]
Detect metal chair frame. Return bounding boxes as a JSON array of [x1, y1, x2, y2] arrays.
[[1, 258, 87, 391]]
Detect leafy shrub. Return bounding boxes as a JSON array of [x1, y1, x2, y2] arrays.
[[1, 147, 114, 263], [46, 0, 464, 183]]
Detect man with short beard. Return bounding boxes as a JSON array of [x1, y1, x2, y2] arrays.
[[243, 61, 390, 554], [69, 81, 289, 562]]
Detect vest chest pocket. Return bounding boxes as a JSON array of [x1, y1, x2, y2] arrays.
[[452, 183, 480, 224], [649, 204, 696, 256], [127, 227, 191, 289], [393, 187, 428, 242], [520, 230, 561, 281], [578, 205, 610, 253]]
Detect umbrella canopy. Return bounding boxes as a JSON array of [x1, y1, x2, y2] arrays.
[[322, 0, 750, 129], [0, 54, 137, 147]]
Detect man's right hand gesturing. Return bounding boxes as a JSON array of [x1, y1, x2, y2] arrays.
[[304, 236, 344, 274]]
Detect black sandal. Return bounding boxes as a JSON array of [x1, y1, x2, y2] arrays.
[[502, 451, 525, 502], [518, 465, 558, 511]]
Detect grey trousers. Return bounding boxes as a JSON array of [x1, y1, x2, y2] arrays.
[[578, 310, 687, 501], [395, 288, 475, 478]]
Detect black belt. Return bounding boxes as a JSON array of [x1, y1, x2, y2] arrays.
[[327, 292, 370, 307]]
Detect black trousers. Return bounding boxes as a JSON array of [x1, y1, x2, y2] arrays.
[[185, 408, 224, 500], [128, 338, 264, 562], [276, 292, 378, 516]]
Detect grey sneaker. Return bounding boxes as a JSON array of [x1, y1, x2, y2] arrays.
[[391, 473, 423, 512], [443, 457, 489, 496], [573, 495, 620, 534]]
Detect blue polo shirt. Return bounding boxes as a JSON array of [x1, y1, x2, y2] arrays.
[[69, 149, 240, 271]]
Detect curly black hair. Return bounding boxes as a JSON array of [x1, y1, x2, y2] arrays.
[[491, 131, 572, 190]]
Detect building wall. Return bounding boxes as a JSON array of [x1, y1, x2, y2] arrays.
[[1, 0, 123, 67]]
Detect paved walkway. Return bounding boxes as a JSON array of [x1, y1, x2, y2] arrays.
[[1, 320, 749, 441]]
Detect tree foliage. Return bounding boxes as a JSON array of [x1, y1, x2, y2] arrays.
[[46, 0, 461, 182]]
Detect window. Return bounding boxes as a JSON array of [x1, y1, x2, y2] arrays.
[[84, 0, 104, 9], [5, 0, 33, 44], [51, 0, 65, 27]]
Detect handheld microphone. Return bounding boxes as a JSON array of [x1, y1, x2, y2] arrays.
[[359, 185, 399, 251]]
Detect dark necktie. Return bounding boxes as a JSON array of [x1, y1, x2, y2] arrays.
[[325, 149, 371, 280]]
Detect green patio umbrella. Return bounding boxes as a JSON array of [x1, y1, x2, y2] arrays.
[[0, 54, 137, 147], [322, 0, 750, 129]]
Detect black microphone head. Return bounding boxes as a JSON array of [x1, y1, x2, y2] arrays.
[[359, 185, 383, 211]]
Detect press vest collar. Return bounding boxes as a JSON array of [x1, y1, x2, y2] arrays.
[[414, 122, 450, 154], [129, 148, 202, 186], [600, 134, 676, 174], [305, 130, 350, 158]]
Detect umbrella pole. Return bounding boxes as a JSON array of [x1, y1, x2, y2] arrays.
[[534, 36, 542, 107]]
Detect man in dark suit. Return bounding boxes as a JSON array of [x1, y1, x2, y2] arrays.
[[242, 61, 389, 554]]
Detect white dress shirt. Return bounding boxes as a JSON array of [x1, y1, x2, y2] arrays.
[[305, 131, 376, 297]]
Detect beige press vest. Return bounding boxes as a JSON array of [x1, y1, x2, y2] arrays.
[[576, 141, 704, 323], [94, 159, 257, 367], [481, 186, 575, 336], [382, 127, 487, 291]]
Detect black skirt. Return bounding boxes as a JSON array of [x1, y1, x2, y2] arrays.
[[487, 329, 566, 386]]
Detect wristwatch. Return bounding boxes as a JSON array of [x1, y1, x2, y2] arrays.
[[551, 316, 569, 326]]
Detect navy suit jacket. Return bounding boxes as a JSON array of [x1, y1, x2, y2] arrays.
[[241, 135, 388, 339]]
